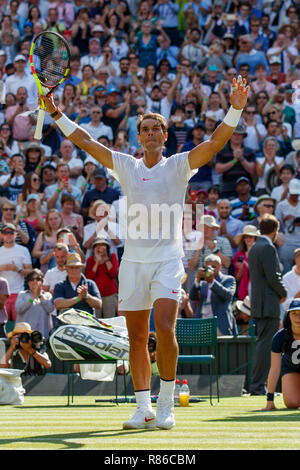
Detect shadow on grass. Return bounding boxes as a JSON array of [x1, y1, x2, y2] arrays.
[[207, 408, 300, 423], [0, 427, 157, 450]]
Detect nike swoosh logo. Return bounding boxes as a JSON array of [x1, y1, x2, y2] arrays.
[[172, 290, 179, 294], [145, 417, 155, 422], [142, 178, 152, 181]]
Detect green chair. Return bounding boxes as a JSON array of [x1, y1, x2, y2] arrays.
[[176, 317, 219, 405]]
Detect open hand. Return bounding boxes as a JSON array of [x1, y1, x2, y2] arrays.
[[230, 75, 248, 110]]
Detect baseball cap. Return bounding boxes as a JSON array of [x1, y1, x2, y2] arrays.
[[289, 178, 300, 195], [93, 167, 106, 178], [26, 193, 40, 204], [14, 54, 26, 62], [1, 223, 17, 232], [106, 84, 120, 95], [287, 299, 300, 312], [89, 37, 101, 44], [233, 124, 247, 135], [269, 56, 281, 65], [236, 176, 251, 185], [201, 215, 220, 228], [91, 25, 104, 33], [205, 110, 218, 121]]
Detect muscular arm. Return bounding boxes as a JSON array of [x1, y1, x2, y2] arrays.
[[188, 77, 248, 170], [40, 95, 114, 169]]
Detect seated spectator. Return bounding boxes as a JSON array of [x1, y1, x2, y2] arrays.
[[81, 105, 113, 144], [80, 167, 120, 221], [280, 248, 300, 312], [248, 64, 276, 100], [241, 104, 267, 152], [61, 194, 84, 244], [15, 269, 54, 339], [233, 225, 260, 300], [32, 209, 63, 273], [190, 254, 237, 335], [132, 20, 159, 68], [255, 136, 284, 196], [230, 177, 258, 223], [4, 54, 37, 107], [266, 56, 286, 86], [217, 198, 245, 252], [43, 243, 68, 294], [252, 194, 285, 249], [275, 179, 300, 273], [188, 215, 232, 275], [59, 83, 78, 117], [101, 85, 130, 140], [0, 122, 19, 158], [44, 162, 82, 213], [0, 276, 9, 338], [57, 139, 84, 185], [0, 321, 52, 374], [0, 198, 32, 249], [83, 199, 121, 258], [215, 124, 256, 198], [205, 186, 221, 219], [85, 238, 119, 319], [53, 253, 102, 316], [0, 153, 26, 203], [23, 142, 45, 174], [234, 296, 251, 335], [0, 223, 32, 322], [79, 157, 97, 194], [17, 171, 45, 209], [20, 194, 45, 236], [56, 227, 85, 264], [76, 64, 100, 100], [236, 34, 269, 75], [271, 164, 295, 203]]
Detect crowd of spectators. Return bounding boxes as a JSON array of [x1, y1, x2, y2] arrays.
[[0, 0, 300, 352]]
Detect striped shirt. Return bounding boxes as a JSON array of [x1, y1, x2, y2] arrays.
[[230, 196, 258, 222]]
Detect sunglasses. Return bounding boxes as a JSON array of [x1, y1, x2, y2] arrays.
[[28, 277, 42, 281], [262, 204, 274, 208], [2, 207, 15, 211], [92, 111, 101, 114], [2, 230, 15, 235], [32, 177, 40, 182], [1, 127, 10, 131]]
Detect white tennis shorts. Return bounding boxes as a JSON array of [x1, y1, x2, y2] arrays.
[[118, 258, 185, 311]]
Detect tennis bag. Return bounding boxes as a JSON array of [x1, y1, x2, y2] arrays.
[[49, 310, 129, 362]]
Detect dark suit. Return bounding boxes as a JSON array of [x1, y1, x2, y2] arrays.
[[190, 273, 238, 336], [248, 235, 287, 394]]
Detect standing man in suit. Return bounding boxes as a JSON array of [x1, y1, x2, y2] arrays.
[[190, 254, 238, 335], [248, 214, 287, 395]]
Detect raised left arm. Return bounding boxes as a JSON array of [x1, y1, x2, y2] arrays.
[[188, 76, 248, 170]]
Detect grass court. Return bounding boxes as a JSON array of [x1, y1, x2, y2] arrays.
[[0, 395, 300, 450]]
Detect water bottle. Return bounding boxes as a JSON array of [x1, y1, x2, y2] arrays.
[[179, 379, 190, 407], [174, 379, 180, 406]]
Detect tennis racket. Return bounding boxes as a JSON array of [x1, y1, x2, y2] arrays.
[[30, 31, 71, 140], [57, 309, 128, 338]]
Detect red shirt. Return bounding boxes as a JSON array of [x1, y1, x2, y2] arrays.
[[85, 254, 119, 297]]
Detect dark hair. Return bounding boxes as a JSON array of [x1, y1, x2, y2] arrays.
[[208, 185, 221, 196], [259, 214, 279, 234], [26, 268, 43, 283], [281, 311, 293, 353], [279, 164, 294, 174]]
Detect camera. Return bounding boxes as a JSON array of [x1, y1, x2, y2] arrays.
[[204, 266, 214, 278], [238, 255, 244, 262], [16, 331, 44, 350]]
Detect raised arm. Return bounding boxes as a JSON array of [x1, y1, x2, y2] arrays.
[[40, 94, 114, 169], [188, 76, 248, 170]]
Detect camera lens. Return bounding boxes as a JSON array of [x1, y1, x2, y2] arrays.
[[19, 332, 31, 343]]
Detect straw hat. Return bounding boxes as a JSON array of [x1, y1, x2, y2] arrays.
[[88, 199, 110, 220], [65, 253, 85, 268], [7, 322, 32, 338], [234, 225, 260, 246], [235, 296, 251, 316]]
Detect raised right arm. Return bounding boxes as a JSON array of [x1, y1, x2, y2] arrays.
[[40, 94, 113, 169]]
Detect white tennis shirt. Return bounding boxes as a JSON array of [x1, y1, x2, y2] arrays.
[[111, 151, 197, 263]]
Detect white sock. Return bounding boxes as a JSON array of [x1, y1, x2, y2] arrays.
[[158, 378, 175, 404], [135, 390, 152, 410]]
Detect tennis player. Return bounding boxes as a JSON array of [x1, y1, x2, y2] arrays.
[[40, 76, 248, 429]]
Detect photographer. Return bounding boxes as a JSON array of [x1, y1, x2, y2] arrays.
[[190, 254, 237, 335], [0, 322, 51, 374]]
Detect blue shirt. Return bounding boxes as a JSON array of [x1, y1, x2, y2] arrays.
[[53, 274, 101, 316], [81, 186, 120, 212], [237, 50, 269, 75], [230, 196, 258, 222]]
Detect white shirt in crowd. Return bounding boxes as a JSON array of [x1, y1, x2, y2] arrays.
[[0, 244, 31, 293]]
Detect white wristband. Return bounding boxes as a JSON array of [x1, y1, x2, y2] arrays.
[[56, 114, 78, 137], [223, 106, 243, 128]]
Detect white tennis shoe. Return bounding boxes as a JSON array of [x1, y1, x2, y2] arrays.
[[155, 400, 175, 429], [123, 408, 156, 429]]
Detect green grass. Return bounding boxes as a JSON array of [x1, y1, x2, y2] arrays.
[[0, 395, 299, 450]]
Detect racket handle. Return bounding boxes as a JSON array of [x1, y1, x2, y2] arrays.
[[34, 108, 45, 140]]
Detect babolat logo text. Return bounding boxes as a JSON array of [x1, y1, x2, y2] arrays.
[[63, 326, 128, 359]]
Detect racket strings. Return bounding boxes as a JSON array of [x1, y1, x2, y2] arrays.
[[33, 34, 69, 87]]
